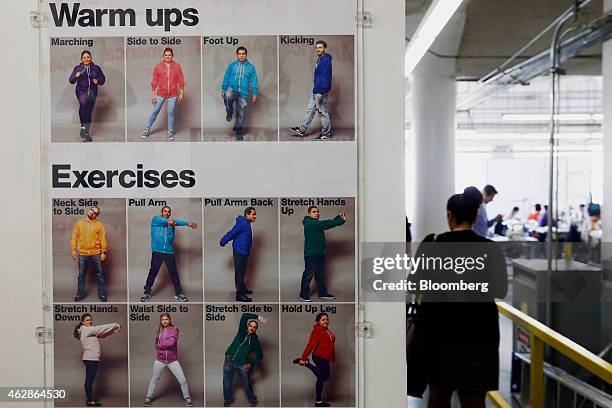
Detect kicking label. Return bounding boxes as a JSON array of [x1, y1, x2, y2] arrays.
[[279, 36, 315, 46]]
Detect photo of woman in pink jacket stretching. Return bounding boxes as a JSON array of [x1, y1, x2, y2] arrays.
[[73, 313, 121, 407], [144, 312, 194, 407], [141, 48, 185, 142]]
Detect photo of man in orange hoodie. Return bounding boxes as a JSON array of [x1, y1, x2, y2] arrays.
[[71, 206, 108, 302]]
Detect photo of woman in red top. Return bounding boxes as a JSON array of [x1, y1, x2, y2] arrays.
[[142, 47, 185, 141], [293, 312, 336, 407]]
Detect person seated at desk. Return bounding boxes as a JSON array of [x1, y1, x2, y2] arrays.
[[528, 204, 542, 222], [505, 206, 521, 222], [581, 213, 601, 243]]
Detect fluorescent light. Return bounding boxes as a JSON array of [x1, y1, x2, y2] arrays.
[[502, 113, 601, 121], [405, 0, 464, 75]]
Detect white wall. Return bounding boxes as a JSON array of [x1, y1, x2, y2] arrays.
[[455, 153, 603, 220], [0, 0, 46, 397], [362, 0, 406, 406]]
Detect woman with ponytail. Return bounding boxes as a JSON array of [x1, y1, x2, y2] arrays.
[[413, 186, 508, 408], [73, 313, 120, 407], [143, 313, 193, 407], [293, 312, 336, 407]]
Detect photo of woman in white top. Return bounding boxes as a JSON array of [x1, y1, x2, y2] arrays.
[[73, 313, 121, 407]]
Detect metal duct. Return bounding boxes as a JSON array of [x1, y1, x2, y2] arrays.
[[457, 11, 612, 111]]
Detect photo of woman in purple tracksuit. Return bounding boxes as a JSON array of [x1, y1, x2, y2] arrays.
[[144, 313, 194, 407], [68, 50, 106, 142]]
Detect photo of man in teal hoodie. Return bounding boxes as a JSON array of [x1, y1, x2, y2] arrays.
[[223, 313, 265, 407], [141, 206, 197, 303], [299, 206, 347, 301], [221, 47, 259, 141]]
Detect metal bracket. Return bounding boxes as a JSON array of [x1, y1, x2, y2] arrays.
[[35, 327, 53, 344], [356, 321, 372, 338], [31, 11, 46, 28], [356, 11, 372, 28]]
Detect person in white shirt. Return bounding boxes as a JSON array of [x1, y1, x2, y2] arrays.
[[73, 314, 121, 407]]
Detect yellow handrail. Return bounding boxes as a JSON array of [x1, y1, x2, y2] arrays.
[[486, 391, 512, 408], [496, 301, 612, 384], [490, 301, 612, 407]]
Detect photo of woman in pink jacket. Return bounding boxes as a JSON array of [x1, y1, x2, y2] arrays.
[[142, 48, 185, 142], [144, 313, 194, 407], [73, 313, 121, 407]]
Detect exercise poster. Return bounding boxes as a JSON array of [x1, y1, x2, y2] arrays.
[[43, 1, 358, 407]]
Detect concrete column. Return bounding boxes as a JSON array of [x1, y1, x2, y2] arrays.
[[410, 55, 456, 240], [409, 8, 465, 241], [362, 0, 407, 406]]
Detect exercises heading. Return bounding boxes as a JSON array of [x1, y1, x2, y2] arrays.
[[52, 164, 196, 189], [49, 3, 199, 32]]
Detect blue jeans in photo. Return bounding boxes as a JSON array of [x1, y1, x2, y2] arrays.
[[299, 92, 331, 135], [224, 88, 248, 136], [83, 360, 99, 402], [233, 251, 249, 296], [76, 254, 107, 298], [223, 356, 257, 404], [306, 356, 331, 401], [146, 96, 177, 133], [299, 255, 328, 298]]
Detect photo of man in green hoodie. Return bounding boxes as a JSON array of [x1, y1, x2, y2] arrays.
[[223, 313, 265, 407], [299, 206, 347, 302]]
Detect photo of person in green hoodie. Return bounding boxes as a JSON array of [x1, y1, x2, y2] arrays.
[[223, 312, 265, 407], [221, 46, 259, 141], [299, 206, 347, 302]]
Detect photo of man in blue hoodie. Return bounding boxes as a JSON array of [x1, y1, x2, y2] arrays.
[[141, 206, 198, 303], [220, 207, 257, 302], [221, 47, 259, 141], [290, 40, 333, 140]]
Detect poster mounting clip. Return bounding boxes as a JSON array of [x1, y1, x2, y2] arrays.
[[35, 327, 53, 344], [356, 321, 372, 338], [356, 11, 372, 28], [30, 11, 46, 28]]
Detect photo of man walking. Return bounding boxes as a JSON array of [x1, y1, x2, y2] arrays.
[[290, 41, 333, 140]]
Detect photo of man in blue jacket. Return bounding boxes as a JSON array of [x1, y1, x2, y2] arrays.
[[220, 207, 257, 302], [221, 47, 259, 141], [290, 40, 333, 140], [141, 206, 197, 303]]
